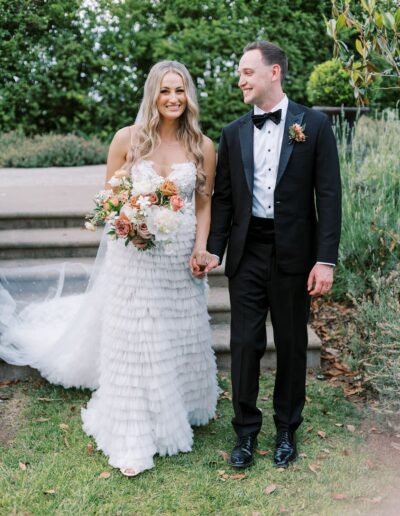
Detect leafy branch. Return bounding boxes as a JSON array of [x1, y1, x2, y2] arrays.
[[326, 0, 399, 105]]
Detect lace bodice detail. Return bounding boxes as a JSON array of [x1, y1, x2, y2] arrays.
[[131, 160, 197, 200]]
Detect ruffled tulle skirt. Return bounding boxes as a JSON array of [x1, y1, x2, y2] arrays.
[[0, 224, 218, 473]]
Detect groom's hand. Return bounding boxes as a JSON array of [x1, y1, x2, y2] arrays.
[[190, 251, 219, 278], [307, 263, 334, 296]]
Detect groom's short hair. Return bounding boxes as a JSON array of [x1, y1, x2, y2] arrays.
[[243, 41, 288, 83]]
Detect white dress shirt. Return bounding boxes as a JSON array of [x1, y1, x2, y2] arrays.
[[252, 95, 288, 219]]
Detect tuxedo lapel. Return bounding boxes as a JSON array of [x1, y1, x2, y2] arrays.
[[276, 102, 305, 186], [239, 112, 254, 194]]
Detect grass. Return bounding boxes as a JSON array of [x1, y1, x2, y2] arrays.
[[0, 374, 397, 515]]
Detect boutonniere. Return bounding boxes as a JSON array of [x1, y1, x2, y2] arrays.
[[288, 123, 306, 144]]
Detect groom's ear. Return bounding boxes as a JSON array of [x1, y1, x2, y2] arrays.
[[271, 63, 282, 82]]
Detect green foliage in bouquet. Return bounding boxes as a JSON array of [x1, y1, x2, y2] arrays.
[[0, 132, 108, 167]]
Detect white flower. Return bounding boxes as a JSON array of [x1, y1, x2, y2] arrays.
[[131, 180, 153, 196], [108, 176, 122, 187], [95, 189, 112, 202], [85, 221, 96, 231], [120, 204, 137, 221], [137, 195, 151, 210], [146, 206, 180, 240]]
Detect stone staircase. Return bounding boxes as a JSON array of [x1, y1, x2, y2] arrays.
[[0, 166, 321, 380]]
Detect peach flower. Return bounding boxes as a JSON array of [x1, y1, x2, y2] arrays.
[[115, 213, 132, 238], [159, 180, 178, 197], [114, 168, 129, 179], [148, 192, 159, 205], [170, 195, 184, 212]]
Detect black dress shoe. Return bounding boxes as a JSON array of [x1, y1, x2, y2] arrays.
[[229, 434, 257, 469], [274, 430, 297, 468]]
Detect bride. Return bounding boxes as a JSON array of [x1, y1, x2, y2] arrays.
[[0, 60, 219, 476]]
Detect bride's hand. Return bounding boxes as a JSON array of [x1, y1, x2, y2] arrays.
[[189, 249, 208, 278]]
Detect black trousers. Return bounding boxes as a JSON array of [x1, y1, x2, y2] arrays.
[[229, 216, 310, 437]]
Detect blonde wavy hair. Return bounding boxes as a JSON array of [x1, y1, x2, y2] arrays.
[[129, 60, 206, 191]]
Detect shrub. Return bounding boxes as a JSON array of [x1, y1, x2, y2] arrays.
[[0, 133, 108, 167], [347, 268, 400, 425], [306, 59, 357, 106], [332, 110, 400, 300]]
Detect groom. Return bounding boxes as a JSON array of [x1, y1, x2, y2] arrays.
[[203, 41, 341, 468]]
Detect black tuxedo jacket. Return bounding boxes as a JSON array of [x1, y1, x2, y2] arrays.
[[207, 100, 341, 277]]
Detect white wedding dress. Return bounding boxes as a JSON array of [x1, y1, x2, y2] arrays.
[[0, 160, 218, 473]]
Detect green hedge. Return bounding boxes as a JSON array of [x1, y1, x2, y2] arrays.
[[0, 0, 332, 142], [0, 132, 107, 167]]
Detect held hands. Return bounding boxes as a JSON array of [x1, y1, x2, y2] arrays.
[[307, 263, 334, 296], [189, 250, 219, 278]]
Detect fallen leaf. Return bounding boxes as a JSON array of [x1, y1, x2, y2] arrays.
[[256, 449, 270, 456], [344, 386, 364, 396], [225, 473, 246, 480], [43, 489, 56, 495], [346, 425, 356, 433], [218, 450, 230, 461], [335, 423, 343, 427], [306, 426, 314, 433], [277, 467, 286, 473], [321, 448, 331, 454], [219, 391, 232, 400], [390, 442, 400, 451], [317, 454, 328, 461], [87, 443, 94, 456], [299, 452, 307, 458], [37, 397, 62, 402], [59, 423, 69, 431], [308, 463, 320, 475], [99, 471, 111, 479], [305, 396, 312, 403], [279, 508, 288, 514], [325, 368, 343, 377], [317, 430, 327, 439], [35, 418, 50, 423], [70, 406, 76, 412], [368, 496, 382, 504], [264, 483, 277, 495], [63, 436, 70, 448], [332, 493, 348, 500], [343, 449, 351, 456], [19, 462, 27, 471], [260, 396, 269, 401]]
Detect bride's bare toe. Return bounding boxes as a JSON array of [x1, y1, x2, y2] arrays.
[[120, 467, 139, 477]]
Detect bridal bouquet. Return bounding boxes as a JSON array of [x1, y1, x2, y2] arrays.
[[85, 168, 188, 251]]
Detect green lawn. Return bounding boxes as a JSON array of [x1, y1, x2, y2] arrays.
[[0, 374, 396, 515]]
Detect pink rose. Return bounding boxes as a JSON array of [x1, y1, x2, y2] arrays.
[[148, 192, 159, 205], [114, 213, 132, 238], [137, 223, 152, 240], [118, 191, 129, 203], [170, 195, 184, 212]]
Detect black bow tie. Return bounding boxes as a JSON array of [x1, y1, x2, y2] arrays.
[[252, 109, 282, 129]]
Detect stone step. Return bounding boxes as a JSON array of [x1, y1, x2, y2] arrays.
[[0, 322, 321, 381], [0, 257, 227, 293], [212, 323, 321, 370], [0, 212, 88, 230], [0, 227, 102, 259]]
